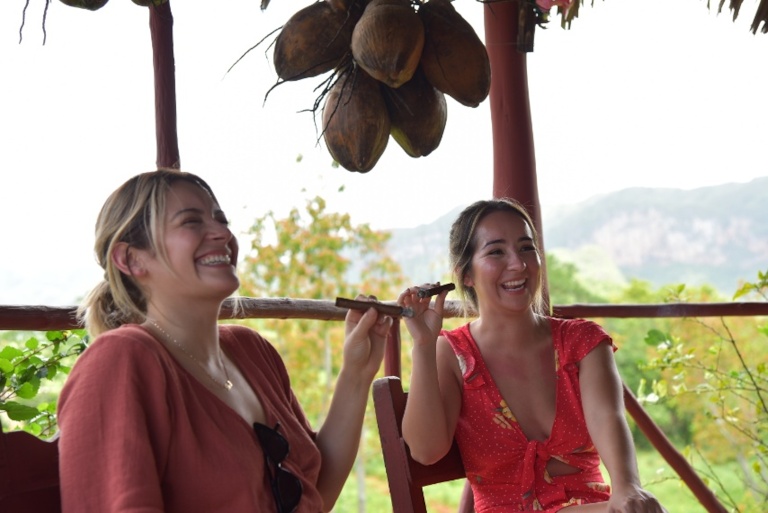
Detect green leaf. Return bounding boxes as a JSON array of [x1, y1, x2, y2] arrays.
[[46, 331, 64, 342], [0, 346, 23, 360], [1, 401, 41, 421], [644, 329, 668, 346], [732, 283, 752, 300], [25, 337, 40, 350], [16, 381, 39, 399], [0, 358, 13, 373]]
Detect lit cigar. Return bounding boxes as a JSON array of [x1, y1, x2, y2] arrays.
[[417, 283, 456, 298], [335, 297, 414, 318]]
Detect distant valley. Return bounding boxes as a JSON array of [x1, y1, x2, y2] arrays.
[[387, 177, 768, 297]]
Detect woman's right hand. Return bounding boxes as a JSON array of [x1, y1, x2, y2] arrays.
[[397, 284, 448, 347]]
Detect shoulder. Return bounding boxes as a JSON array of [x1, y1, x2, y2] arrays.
[[78, 324, 165, 366], [549, 317, 616, 364], [59, 325, 171, 414], [218, 323, 289, 378], [219, 324, 278, 357], [440, 322, 471, 348]]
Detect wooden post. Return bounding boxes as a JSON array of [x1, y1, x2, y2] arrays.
[[149, 2, 180, 169]]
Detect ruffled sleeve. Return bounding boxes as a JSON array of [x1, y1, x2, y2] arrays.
[[554, 318, 616, 367]]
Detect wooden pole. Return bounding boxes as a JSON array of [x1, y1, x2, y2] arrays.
[[149, 1, 180, 169]]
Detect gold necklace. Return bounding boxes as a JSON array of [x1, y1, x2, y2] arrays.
[[148, 319, 234, 391]]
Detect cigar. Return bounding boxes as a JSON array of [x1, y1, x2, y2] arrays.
[[335, 297, 414, 318], [417, 283, 456, 298]]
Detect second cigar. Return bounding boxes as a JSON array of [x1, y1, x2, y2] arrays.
[[417, 282, 456, 298], [335, 297, 414, 318]]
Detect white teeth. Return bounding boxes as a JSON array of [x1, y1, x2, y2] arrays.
[[198, 254, 231, 265], [502, 279, 525, 289]]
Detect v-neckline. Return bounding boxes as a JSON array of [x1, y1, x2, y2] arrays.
[[140, 324, 270, 431], [465, 318, 560, 444]]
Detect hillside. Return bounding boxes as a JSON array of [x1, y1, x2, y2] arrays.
[[387, 178, 768, 296]]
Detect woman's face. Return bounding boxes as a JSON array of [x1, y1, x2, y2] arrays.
[[142, 180, 240, 303], [463, 210, 541, 314]]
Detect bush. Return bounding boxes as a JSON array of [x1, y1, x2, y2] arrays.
[[0, 329, 88, 438]]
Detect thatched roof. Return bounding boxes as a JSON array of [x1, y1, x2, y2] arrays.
[[547, 0, 767, 34]]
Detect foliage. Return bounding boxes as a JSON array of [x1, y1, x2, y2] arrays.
[[637, 272, 768, 512], [546, 252, 610, 305], [0, 329, 88, 438]]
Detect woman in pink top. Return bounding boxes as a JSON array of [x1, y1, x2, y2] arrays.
[[398, 198, 666, 512], [57, 170, 392, 513]]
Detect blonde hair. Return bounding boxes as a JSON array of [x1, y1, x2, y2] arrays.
[[78, 170, 220, 336], [448, 198, 545, 316]]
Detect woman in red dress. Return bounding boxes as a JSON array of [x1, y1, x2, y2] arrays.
[[399, 198, 666, 512]]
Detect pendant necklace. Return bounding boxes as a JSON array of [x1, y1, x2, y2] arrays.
[[148, 319, 234, 391]]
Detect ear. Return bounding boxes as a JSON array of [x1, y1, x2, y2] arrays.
[[462, 269, 474, 288], [111, 242, 147, 277]]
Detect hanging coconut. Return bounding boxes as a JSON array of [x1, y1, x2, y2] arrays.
[[58, 0, 109, 9], [350, 0, 425, 89], [381, 67, 447, 158], [418, 0, 491, 107], [274, 0, 363, 81], [322, 67, 390, 173], [131, 0, 169, 5]]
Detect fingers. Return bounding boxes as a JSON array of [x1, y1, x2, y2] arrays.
[[345, 294, 392, 334], [399, 283, 448, 315]]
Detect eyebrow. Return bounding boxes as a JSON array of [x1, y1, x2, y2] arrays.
[[481, 236, 534, 249], [170, 207, 204, 220], [170, 206, 226, 220]]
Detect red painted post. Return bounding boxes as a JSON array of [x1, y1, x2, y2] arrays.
[[384, 320, 402, 379], [149, 2, 180, 169]]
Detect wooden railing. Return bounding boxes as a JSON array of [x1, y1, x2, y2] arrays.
[[3, 299, 767, 513], [3, 299, 767, 330]]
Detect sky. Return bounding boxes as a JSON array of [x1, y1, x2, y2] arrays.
[[1, 0, 767, 306]]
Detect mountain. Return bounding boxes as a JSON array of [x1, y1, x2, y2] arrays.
[[387, 178, 768, 296]]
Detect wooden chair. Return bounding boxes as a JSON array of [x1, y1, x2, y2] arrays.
[[0, 429, 61, 513], [373, 376, 473, 513]]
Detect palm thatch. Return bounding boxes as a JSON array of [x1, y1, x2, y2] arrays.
[[549, 0, 768, 34]]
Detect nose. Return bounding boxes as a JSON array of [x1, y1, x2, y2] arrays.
[[507, 253, 527, 271], [208, 219, 233, 241]]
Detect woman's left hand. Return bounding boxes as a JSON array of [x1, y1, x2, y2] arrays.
[[606, 485, 668, 512], [342, 295, 392, 383], [397, 284, 447, 347]]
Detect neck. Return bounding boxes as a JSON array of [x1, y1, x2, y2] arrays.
[[144, 314, 234, 391], [471, 308, 545, 351], [144, 305, 222, 359]]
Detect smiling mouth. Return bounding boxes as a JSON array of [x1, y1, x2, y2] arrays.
[[198, 254, 231, 265], [501, 279, 525, 291]]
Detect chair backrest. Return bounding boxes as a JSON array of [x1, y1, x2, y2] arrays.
[[373, 376, 472, 513], [0, 429, 61, 513]]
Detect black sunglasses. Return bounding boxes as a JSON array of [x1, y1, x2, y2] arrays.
[[253, 421, 303, 513]]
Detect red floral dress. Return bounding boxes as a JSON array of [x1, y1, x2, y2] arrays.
[[442, 318, 615, 512]]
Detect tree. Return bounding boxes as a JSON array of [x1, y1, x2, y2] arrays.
[[638, 272, 768, 512]]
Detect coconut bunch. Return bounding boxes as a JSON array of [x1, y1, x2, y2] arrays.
[[272, 0, 491, 173]]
